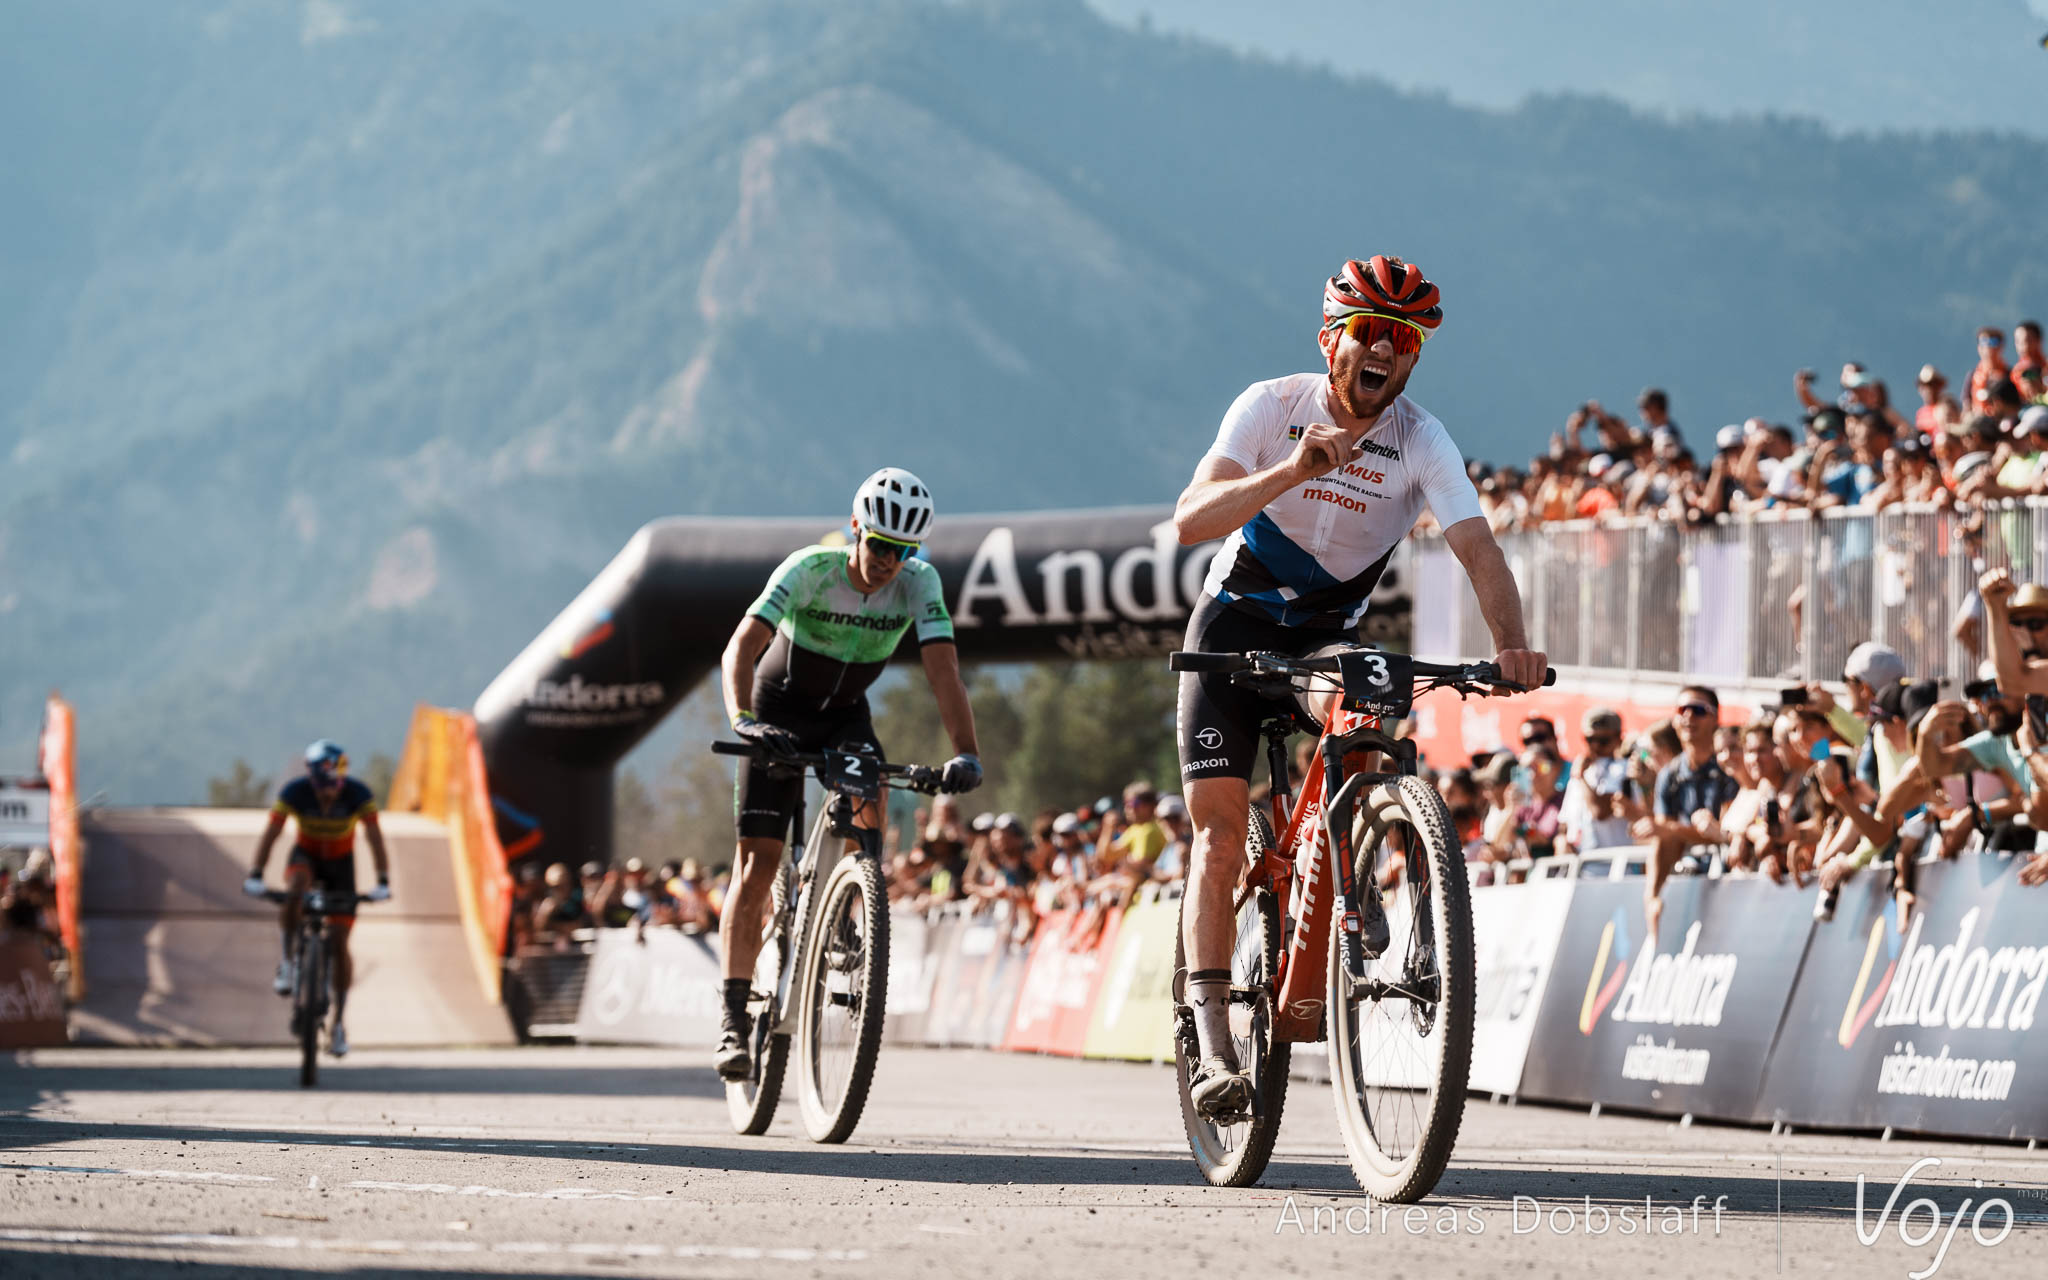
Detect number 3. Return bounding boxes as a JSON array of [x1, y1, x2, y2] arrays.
[[1363, 654, 1389, 687]]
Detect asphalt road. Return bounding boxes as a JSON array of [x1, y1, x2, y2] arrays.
[[3, 1045, 2045, 1279]]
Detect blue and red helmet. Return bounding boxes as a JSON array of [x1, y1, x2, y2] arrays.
[[304, 739, 348, 784]]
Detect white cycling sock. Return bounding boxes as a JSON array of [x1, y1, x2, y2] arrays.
[[1186, 969, 1236, 1067]]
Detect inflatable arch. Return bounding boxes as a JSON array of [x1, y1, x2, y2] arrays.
[[473, 508, 1411, 865]]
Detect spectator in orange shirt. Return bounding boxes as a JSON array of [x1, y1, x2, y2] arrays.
[[1576, 455, 1622, 518], [1968, 327, 2009, 407], [1914, 365, 1963, 438]]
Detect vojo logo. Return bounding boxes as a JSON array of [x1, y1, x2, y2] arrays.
[[1839, 903, 2048, 1048], [1579, 910, 1739, 1034]]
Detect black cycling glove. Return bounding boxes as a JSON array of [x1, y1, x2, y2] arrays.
[[733, 711, 801, 758]]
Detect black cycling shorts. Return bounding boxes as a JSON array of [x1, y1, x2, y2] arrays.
[[285, 848, 358, 918], [1177, 594, 1345, 784], [733, 702, 883, 840]]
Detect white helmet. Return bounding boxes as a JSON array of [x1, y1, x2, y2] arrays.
[[853, 467, 935, 542]]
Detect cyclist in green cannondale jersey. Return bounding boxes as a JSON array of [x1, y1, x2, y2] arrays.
[[713, 467, 982, 1080]]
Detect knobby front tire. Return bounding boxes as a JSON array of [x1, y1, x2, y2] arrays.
[[1173, 804, 1291, 1188], [795, 855, 890, 1144], [1326, 774, 1474, 1203]]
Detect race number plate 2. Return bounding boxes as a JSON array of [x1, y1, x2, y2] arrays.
[[1336, 649, 1414, 719], [817, 749, 882, 800]]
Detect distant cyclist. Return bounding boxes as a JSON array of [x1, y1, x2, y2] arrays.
[[243, 740, 390, 1057], [1170, 257, 1544, 1117], [715, 467, 982, 1080]]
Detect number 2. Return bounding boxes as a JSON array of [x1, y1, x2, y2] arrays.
[[843, 757, 863, 776]]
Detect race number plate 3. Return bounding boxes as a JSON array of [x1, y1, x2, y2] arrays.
[[817, 749, 883, 800], [1336, 649, 1414, 719]]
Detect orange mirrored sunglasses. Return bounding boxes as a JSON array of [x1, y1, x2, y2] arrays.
[[1326, 311, 1428, 356]]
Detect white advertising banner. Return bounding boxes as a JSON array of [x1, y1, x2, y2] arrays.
[[0, 784, 50, 848], [1467, 877, 1577, 1095], [1353, 875, 1577, 1095], [572, 929, 724, 1046]]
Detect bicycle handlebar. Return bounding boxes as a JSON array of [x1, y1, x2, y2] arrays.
[[1167, 649, 1557, 693], [261, 888, 379, 909], [711, 740, 947, 794]]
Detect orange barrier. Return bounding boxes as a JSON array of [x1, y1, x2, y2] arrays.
[[1408, 685, 1761, 770], [391, 705, 514, 1003], [1003, 905, 1124, 1057], [39, 694, 83, 1001]]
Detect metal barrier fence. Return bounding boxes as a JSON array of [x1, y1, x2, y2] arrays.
[[1414, 500, 2048, 684]]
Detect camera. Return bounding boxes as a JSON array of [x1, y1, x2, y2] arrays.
[[1779, 686, 1808, 707]]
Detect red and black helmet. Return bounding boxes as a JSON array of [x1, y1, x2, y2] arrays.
[[1323, 256, 1443, 330]]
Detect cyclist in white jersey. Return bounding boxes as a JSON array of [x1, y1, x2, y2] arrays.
[[1170, 256, 1546, 1116]]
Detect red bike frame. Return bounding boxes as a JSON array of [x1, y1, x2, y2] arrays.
[[1250, 701, 1386, 1044]]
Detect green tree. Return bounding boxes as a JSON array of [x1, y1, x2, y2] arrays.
[[205, 759, 271, 807], [613, 767, 664, 871], [997, 660, 1177, 815], [361, 752, 397, 806]]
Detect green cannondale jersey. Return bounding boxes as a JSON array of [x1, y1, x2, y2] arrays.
[[746, 544, 954, 714]]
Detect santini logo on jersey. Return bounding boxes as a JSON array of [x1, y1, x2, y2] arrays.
[[1283, 426, 1400, 463], [802, 606, 908, 632]]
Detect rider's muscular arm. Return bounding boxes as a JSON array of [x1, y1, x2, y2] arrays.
[[1442, 516, 1546, 689], [1172, 426, 1351, 545], [1441, 517, 1529, 648], [921, 641, 980, 757], [1173, 456, 1297, 545], [363, 812, 391, 883], [720, 617, 775, 723], [252, 811, 285, 875]]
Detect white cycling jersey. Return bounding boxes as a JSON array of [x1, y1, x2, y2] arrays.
[[1200, 372, 1482, 629]]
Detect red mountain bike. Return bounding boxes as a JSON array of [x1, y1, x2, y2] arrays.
[[1166, 645, 1550, 1201]]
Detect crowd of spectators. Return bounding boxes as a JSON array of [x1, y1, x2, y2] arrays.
[[510, 855, 724, 951], [884, 780, 1190, 940], [1447, 325, 2048, 534], [1414, 320, 2048, 936], [1453, 621, 2048, 936]]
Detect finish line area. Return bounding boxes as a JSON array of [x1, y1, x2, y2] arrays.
[[5, 1046, 2044, 1278]]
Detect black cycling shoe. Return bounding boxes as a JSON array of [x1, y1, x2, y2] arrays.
[[714, 1013, 752, 1082], [1189, 1055, 1252, 1120]]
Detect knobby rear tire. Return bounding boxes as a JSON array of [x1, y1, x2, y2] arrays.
[[796, 855, 890, 1144], [1173, 804, 1291, 1188], [727, 857, 798, 1135], [296, 933, 322, 1089], [1326, 774, 1474, 1203]]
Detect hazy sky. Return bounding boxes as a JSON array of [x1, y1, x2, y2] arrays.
[[1085, 0, 2048, 135]]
